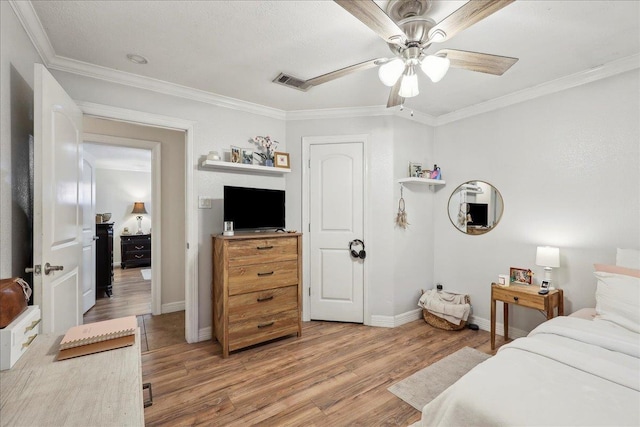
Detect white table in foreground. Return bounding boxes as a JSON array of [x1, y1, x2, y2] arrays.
[[0, 330, 144, 426]]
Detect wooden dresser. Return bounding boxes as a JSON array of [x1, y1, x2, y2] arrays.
[[212, 232, 302, 357], [96, 223, 114, 297], [121, 234, 152, 269]]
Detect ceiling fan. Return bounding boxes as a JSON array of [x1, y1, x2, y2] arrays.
[[273, 0, 519, 107]]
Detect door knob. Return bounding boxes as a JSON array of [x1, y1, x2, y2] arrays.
[[93, 236, 99, 241], [44, 263, 64, 275]]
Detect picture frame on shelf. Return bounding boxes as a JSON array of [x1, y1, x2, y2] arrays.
[[230, 146, 241, 163], [510, 267, 533, 285], [274, 152, 290, 168], [409, 162, 422, 178], [241, 148, 253, 164]]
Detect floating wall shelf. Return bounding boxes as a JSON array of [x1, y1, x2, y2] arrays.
[[398, 177, 446, 187], [201, 159, 291, 174]]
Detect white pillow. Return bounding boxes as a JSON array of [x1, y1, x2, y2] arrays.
[[594, 271, 640, 333], [616, 248, 640, 269]]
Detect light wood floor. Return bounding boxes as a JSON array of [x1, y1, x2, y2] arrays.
[[83, 267, 185, 352], [142, 319, 502, 426]]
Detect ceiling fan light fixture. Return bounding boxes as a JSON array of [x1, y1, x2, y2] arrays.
[[398, 68, 419, 98], [378, 58, 405, 87], [420, 55, 450, 83]]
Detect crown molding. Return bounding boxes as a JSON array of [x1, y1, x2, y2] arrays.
[[14, 0, 639, 126], [9, 0, 55, 64], [47, 55, 287, 120], [436, 54, 640, 126], [286, 106, 437, 126]]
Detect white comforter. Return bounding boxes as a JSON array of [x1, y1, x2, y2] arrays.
[[413, 316, 640, 426]]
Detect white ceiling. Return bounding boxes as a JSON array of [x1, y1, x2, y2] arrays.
[[28, 0, 640, 118]]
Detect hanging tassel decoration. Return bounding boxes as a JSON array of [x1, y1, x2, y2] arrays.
[[396, 185, 409, 229]]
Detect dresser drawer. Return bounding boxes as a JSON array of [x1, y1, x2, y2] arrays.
[[228, 309, 299, 352], [122, 241, 151, 251], [228, 237, 298, 266], [123, 250, 151, 262], [493, 287, 545, 310], [0, 306, 41, 370], [121, 235, 151, 244], [228, 285, 298, 323], [228, 260, 298, 295]]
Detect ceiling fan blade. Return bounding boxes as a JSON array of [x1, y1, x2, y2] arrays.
[[436, 49, 518, 75], [335, 0, 408, 45], [274, 58, 385, 91], [428, 0, 514, 44], [386, 79, 404, 108], [305, 58, 385, 87]]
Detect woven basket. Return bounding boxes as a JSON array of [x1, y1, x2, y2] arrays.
[[421, 292, 470, 331]]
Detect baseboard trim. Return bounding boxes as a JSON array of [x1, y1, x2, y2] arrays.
[[370, 308, 422, 328], [198, 326, 212, 342], [161, 301, 185, 314], [469, 315, 529, 340]]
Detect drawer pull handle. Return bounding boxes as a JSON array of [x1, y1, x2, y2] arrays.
[[135, 245, 144, 250], [257, 295, 274, 302], [513, 296, 519, 302], [257, 271, 274, 277], [257, 245, 273, 250], [135, 254, 144, 259], [24, 319, 41, 333], [258, 321, 274, 329], [22, 334, 37, 349]]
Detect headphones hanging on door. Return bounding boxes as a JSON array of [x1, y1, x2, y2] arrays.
[[349, 239, 366, 259]]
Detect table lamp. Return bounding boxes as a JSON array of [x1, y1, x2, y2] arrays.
[[536, 246, 560, 283], [131, 201, 147, 234]]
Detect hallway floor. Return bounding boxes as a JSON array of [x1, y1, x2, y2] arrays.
[[83, 266, 185, 352]]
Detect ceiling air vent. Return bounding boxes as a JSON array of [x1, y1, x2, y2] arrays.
[[272, 73, 311, 91]]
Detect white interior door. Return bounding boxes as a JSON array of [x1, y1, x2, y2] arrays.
[[309, 142, 364, 323], [81, 157, 96, 313], [33, 64, 83, 333]]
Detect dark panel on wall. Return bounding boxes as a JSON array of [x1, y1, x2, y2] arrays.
[[10, 65, 34, 298]]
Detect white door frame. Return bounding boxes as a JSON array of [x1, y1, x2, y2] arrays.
[[301, 134, 371, 325], [83, 133, 162, 316], [78, 101, 199, 344]]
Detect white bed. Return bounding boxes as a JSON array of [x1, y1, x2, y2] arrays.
[[412, 249, 640, 427]]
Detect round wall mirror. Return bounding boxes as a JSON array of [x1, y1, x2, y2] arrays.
[[448, 181, 504, 235]]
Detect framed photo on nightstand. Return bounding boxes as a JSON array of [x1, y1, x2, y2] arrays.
[[510, 267, 532, 285]]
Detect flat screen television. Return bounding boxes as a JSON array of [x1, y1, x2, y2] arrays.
[[467, 202, 488, 227], [223, 186, 285, 231]]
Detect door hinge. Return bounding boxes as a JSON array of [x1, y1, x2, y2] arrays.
[[308, 287, 311, 296], [308, 159, 311, 168], [308, 223, 311, 232], [186, 242, 190, 249]]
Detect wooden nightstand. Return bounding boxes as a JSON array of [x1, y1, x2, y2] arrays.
[[491, 283, 563, 350]]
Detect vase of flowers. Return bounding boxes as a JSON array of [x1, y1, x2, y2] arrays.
[[250, 136, 279, 166]]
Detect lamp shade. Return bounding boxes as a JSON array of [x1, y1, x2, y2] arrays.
[[131, 202, 147, 215], [536, 246, 560, 268], [420, 55, 450, 83], [378, 58, 404, 87], [399, 72, 419, 98]]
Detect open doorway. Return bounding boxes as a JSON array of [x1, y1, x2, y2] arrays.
[[82, 116, 187, 351]]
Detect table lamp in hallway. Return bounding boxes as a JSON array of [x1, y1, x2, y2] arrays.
[[131, 201, 147, 234]]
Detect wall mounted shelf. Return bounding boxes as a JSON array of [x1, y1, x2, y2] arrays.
[[201, 159, 290, 174], [398, 177, 446, 190]]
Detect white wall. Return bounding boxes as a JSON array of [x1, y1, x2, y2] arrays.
[[433, 69, 640, 333], [94, 168, 152, 264], [50, 71, 287, 329], [286, 115, 435, 319]]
